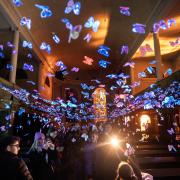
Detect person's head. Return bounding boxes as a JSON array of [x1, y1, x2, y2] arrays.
[[0, 135, 20, 155], [115, 161, 137, 180], [34, 132, 45, 147]]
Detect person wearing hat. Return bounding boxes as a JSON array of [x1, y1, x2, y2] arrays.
[[0, 135, 33, 180]]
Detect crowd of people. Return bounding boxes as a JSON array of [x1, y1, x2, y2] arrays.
[[0, 122, 153, 180]]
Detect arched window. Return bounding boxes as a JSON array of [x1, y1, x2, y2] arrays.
[[93, 88, 107, 122], [45, 76, 50, 87]]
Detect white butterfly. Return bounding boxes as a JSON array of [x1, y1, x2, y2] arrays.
[[84, 17, 100, 32], [64, 0, 81, 15]]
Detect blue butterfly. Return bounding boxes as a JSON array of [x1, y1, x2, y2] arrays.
[[81, 91, 90, 99], [40, 42, 51, 54], [98, 45, 110, 57], [22, 41, 32, 49], [64, 0, 81, 15], [84, 16, 100, 32], [12, 0, 23, 7], [99, 60, 111, 68], [106, 74, 118, 79], [81, 83, 95, 90], [35, 4, 52, 18], [20, 17, 31, 29]]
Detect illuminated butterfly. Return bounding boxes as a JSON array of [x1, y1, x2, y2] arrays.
[[164, 68, 172, 77], [110, 86, 117, 91], [7, 42, 15, 48], [119, 6, 130, 16], [169, 38, 179, 47], [84, 33, 92, 43], [167, 19, 176, 28], [132, 23, 146, 34], [153, 22, 160, 33], [131, 81, 140, 88], [71, 67, 79, 72], [81, 91, 90, 99], [146, 66, 154, 74], [149, 60, 156, 64], [98, 45, 110, 57], [159, 20, 167, 30], [121, 45, 128, 54], [123, 61, 135, 68], [0, 45, 3, 51], [168, 145, 177, 152], [52, 33, 60, 44], [106, 74, 118, 79], [12, 0, 23, 7], [91, 79, 101, 84], [167, 128, 175, 135], [35, 4, 52, 18], [23, 63, 34, 72], [84, 16, 100, 32], [26, 81, 36, 85], [64, 0, 81, 15], [40, 42, 51, 54], [80, 83, 95, 90], [20, 17, 31, 29], [6, 64, 13, 71], [99, 60, 111, 68], [27, 53, 32, 59], [68, 25, 82, 43], [83, 56, 94, 65], [138, 72, 146, 78], [56, 61, 67, 71], [47, 72, 55, 77], [118, 73, 130, 79], [22, 41, 32, 49]]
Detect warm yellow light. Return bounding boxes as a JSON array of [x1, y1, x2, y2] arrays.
[[88, 14, 110, 47], [133, 15, 180, 59], [110, 137, 119, 147], [93, 88, 107, 121], [140, 115, 151, 131]]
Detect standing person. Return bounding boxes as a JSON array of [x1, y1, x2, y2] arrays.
[[27, 132, 56, 180], [84, 132, 98, 180], [0, 135, 33, 180]]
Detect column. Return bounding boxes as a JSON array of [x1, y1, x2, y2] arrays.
[[9, 29, 19, 84], [38, 62, 44, 93], [153, 32, 163, 81]]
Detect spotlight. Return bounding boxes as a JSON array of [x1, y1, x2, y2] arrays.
[[110, 137, 119, 147]]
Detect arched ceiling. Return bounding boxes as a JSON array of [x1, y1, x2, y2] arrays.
[[0, 0, 178, 81]]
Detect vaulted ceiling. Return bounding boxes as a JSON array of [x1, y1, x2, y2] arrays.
[[0, 0, 178, 81]]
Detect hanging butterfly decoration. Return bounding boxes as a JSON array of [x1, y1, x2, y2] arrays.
[[52, 33, 60, 44], [123, 61, 135, 68], [68, 25, 82, 43], [98, 45, 110, 57], [12, 0, 23, 7], [99, 60, 111, 68], [22, 41, 33, 49], [121, 45, 128, 54], [132, 23, 146, 34], [119, 6, 131, 16], [20, 17, 31, 29], [84, 33, 92, 43], [84, 16, 100, 32], [64, 0, 81, 15], [40, 42, 51, 54], [23, 63, 34, 72], [35, 4, 52, 18], [83, 56, 94, 65]]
